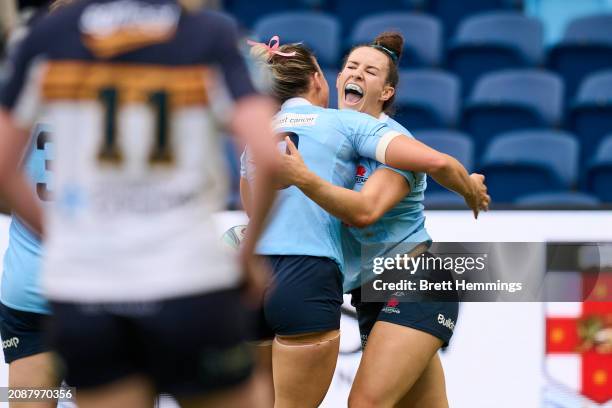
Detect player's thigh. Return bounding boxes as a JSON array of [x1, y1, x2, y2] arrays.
[[9, 352, 57, 387], [350, 321, 442, 407], [178, 376, 262, 408], [8, 353, 59, 408], [73, 375, 154, 408], [396, 353, 448, 408]]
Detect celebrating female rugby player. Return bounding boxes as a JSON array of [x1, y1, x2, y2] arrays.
[[278, 32, 490, 408], [241, 38, 488, 407]]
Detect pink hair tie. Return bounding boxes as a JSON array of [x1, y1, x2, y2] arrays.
[[247, 35, 297, 58]]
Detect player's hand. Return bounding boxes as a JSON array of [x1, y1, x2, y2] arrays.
[[275, 136, 311, 189], [465, 173, 490, 219], [239, 252, 272, 307]]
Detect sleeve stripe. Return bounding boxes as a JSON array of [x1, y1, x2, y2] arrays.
[[375, 130, 401, 164]]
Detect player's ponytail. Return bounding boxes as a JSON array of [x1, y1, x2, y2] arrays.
[[249, 39, 320, 103], [372, 31, 403, 113], [372, 31, 404, 65]]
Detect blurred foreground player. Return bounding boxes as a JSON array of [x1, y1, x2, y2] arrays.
[[0, 2, 75, 408], [0, 1, 278, 407]]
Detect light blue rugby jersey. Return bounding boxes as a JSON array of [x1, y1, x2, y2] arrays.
[[342, 113, 431, 293], [242, 98, 402, 270], [1, 124, 52, 314]]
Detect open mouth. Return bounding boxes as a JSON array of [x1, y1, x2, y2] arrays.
[[344, 83, 364, 105]]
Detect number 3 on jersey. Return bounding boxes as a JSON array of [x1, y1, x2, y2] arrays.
[[34, 126, 52, 202], [98, 87, 173, 165]]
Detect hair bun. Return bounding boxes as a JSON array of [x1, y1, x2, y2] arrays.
[[374, 31, 404, 63]]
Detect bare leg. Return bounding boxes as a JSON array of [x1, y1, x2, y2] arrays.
[[75, 375, 154, 408], [396, 353, 448, 408], [8, 352, 59, 408], [348, 322, 442, 408], [272, 330, 340, 408], [253, 342, 274, 407], [178, 377, 264, 408]]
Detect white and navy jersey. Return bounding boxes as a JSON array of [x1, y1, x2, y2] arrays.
[[0, 0, 258, 302]]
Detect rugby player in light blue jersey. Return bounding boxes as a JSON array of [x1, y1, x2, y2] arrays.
[[278, 32, 490, 408], [241, 39, 489, 407], [0, 2, 67, 406], [0, 122, 59, 407]]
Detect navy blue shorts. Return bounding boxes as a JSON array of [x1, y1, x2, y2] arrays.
[[254, 255, 343, 338], [350, 290, 458, 348], [49, 289, 254, 395], [0, 302, 50, 364], [351, 252, 459, 348]]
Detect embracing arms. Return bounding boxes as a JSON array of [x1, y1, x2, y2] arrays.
[[279, 136, 490, 226]]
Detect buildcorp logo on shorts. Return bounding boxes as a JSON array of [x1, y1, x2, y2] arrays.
[[2, 337, 19, 349]]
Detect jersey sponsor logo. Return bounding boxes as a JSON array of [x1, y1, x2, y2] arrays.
[[437, 313, 455, 331], [381, 297, 400, 314], [355, 165, 367, 184], [80, 0, 180, 57], [274, 113, 318, 129], [2, 337, 20, 350]]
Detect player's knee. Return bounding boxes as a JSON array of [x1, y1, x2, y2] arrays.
[[348, 386, 390, 408], [275, 329, 340, 346]]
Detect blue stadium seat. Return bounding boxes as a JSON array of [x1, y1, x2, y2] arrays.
[[462, 70, 563, 161], [479, 130, 579, 203], [515, 192, 600, 208], [415, 130, 474, 192], [547, 14, 612, 101], [524, 0, 612, 44], [333, 0, 421, 36], [447, 12, 544, 96], [426, 0, 523, 40], [568, 70, 612, 166], [225, 0, 300, 29], [394, 70, 460, 129], [323, 69, 339, 108], [253, 12, 341, 68], [585, 134, 612, 202], [349, 13, 443, 68]]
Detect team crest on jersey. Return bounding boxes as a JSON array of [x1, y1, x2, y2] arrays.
[[355, 165, 368, 184]]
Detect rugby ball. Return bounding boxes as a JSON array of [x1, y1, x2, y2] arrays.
[[222, 225, 247, 250]]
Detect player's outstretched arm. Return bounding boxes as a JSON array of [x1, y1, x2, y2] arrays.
[[280, 137, 409, 228], [0, 110, 43, 234], [384, 136, 491, 218]]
